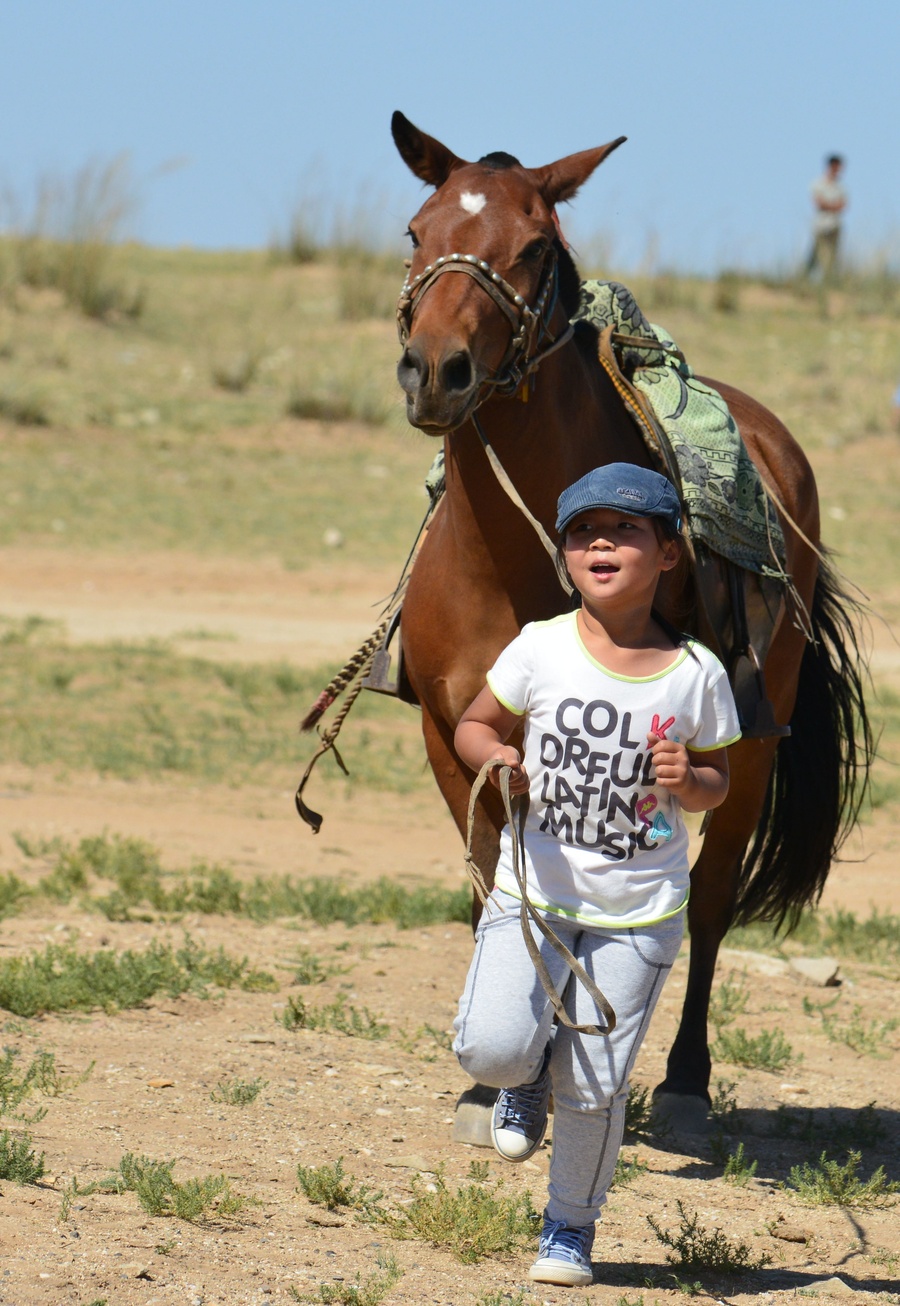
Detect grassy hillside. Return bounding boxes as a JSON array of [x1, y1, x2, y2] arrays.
[[0, 241, 897, 807], [1, 245, 897, 583]]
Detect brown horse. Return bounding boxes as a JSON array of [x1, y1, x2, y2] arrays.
[[390, 111, 871, 1127]]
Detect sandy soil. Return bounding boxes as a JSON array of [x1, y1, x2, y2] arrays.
[[0, 550, 898, 1306]]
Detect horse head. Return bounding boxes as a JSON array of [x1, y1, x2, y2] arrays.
[[391, 111, 625, 434]]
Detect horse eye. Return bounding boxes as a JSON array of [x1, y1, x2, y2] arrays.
[[523, 239, 548, 261], [406, 228, 420, 249]]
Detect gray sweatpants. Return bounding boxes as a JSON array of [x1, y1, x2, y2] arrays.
[[453, 888, 684, 1227]]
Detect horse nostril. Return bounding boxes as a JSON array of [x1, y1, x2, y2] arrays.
[[397, 345, 427, 395], [441, 350, 473, 394]]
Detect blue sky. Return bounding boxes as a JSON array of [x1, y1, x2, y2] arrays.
[[4, 1, 899, 275]]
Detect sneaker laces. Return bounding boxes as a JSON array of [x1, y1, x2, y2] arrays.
[[540, 1220, 592, 1262], [496, 1074, 547, 1130]]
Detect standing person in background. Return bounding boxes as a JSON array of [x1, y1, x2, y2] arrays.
[[805, 154, 847, 315]]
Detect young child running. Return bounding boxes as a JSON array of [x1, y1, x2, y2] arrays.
[[452, 463, 740, 1288]]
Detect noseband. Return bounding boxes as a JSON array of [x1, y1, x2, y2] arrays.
[[396, 248, 573, 402]]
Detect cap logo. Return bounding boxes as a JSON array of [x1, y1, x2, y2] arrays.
[[616, 486, 646, 503]]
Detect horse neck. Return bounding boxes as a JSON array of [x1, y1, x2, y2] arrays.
[[442, 333, 647, 571]]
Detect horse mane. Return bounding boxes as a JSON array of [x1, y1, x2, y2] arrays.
[[477, 151, 521, 169], [555, 240, 582, 318]]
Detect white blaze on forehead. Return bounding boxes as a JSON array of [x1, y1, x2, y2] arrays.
[[460, 191, 487, 216]]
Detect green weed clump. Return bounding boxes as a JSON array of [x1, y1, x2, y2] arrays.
[[31, 832, 164, 914], [819, 907, 900, 962], [271, 214, 319, 266], [57, 1177, 97, 1220], [726, 906, 900, 969], [0, 386, 51, 426], [624, 1084, 658, 1140], [296, 1156, 384, 1219], [708, 973, 750, 1029], [0, 1128, 46, 1183], [713, 269, 742, 314], [0, 936, 275, 1017], [280, 994, 388, 1040], [708, 1079, 739, 1130], [209, 1076, 267, 1106], [476, 1291, 541, 1306], [290, 1254, 402, 1305], [803, 996, 899, 1056], [709, 1139, 758, 1186], [14, 830, 471, 927], [648, 1200, 771, 1273], [285, 383, 391, 427], [8, 155, 144, 320], [0, 1048, 93, 1115], [396, 1021, 452, 1061], [0, 872, 30, 920], [335, 251, 399, 323], [711, 1026, 795, 1071], [784, 1150, 900, 1208], [291, 946, 344, 986], [612, 1152, 648, 1187], [0, 1049, 41, 1117], [105, 1151, 250, 1222], [211, 350, 260, 393], [383, 1164, 538, 1264]]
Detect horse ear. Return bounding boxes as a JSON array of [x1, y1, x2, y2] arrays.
[[533, 137, 627, 206], [391, 111, 467, 187]]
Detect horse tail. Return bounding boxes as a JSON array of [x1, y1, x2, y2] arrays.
[[732, 554, 875, 930]]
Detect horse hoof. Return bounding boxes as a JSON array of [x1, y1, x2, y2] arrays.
[[452, 1083, 497, 1148], [650, 1092, 712, 1138]]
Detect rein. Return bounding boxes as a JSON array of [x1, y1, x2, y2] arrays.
[[465, 760, 617, 1036], [397, 248, 573, 404]]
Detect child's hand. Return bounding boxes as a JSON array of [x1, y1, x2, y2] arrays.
[[646, 732, 691, 795], [487, 747, 530, 795]]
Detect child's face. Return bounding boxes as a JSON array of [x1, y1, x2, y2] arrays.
[[564, 507, 680, 608]]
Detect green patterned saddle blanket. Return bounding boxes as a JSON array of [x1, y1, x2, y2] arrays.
[[575, 280, 786, 576]]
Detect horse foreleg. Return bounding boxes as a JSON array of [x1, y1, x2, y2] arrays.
[[420, 706, 504, 922], [653, 739, 779, 1132], [420, 707, 504, 1146]]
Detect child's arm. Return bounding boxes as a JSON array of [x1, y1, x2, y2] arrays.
[[646, 734, 730, 813], [455, 686, 530, 795]]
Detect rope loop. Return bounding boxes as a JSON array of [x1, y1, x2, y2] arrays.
[[465, 760, 616, 1036]]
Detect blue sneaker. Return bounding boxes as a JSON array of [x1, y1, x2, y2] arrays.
[[490, 1047, 551, 1162], [529, 1215, 595, 1287]]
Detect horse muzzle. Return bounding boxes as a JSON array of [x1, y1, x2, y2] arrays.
[[397, 340, 482, 433]]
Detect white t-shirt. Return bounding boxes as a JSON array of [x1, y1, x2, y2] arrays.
[[811, 175, 846, 235], [486, 612, 741, 928]]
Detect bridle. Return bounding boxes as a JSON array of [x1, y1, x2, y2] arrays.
[[397, 242, 577, 589], [396, 245, 574, 404]]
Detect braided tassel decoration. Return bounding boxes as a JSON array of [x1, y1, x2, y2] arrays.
[[295, 614, 394, 832], [293, 483, 439, 833], [299, 616, 391, 732]]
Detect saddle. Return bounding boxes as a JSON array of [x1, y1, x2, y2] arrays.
[[593, 323, 790, 740]]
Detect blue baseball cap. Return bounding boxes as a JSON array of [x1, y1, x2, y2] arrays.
[[556, 462, 682, 535]]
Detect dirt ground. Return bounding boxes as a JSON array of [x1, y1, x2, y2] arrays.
[[0, 551, 898, 1306]]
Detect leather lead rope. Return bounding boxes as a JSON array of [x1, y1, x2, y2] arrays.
[[465, 760, 617, 1036], [470, 412, 573, 597]]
